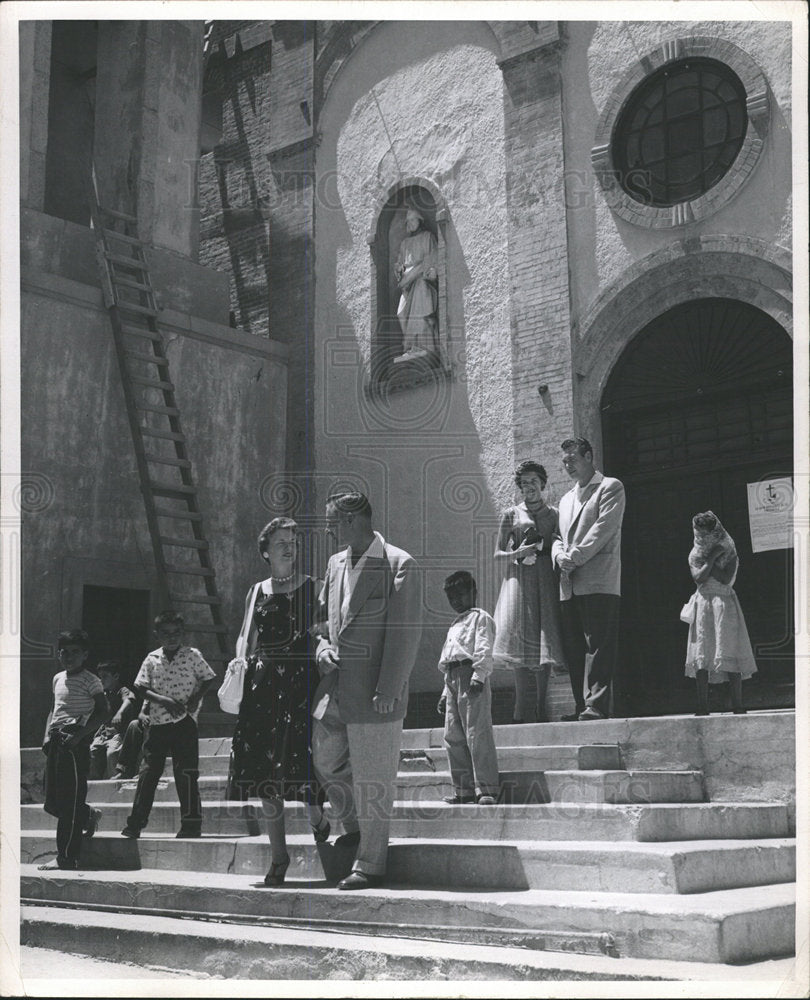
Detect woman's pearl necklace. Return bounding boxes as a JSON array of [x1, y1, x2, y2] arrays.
[[271, 570, 296, 584]]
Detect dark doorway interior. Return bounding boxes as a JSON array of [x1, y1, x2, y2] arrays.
[[602, 298, 793, 716], [81, 585, 150, 685]]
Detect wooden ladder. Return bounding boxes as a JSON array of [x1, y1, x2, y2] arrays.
[[88, 172, 230, 666]]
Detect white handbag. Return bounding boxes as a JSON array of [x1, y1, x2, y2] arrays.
[[217, 581, 262, 714], [217, 656, 247, 715], [679, 593, 698, 624]]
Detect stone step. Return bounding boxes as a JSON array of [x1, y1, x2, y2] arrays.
[[19, 866, 796, 964], [188, 740, 625, 769], [21, 832, 796, 895], [25, 905, 796, 982], [397, 743, 623, 771], [83, 768, 705, 806], [21, 799, 789, 841]]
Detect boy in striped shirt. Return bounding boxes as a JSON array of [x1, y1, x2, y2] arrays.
[[39, 629, 109, 870]]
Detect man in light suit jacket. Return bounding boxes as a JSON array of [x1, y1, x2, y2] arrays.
[[312, 492, 422, 889], [551, 438, 625, 721]]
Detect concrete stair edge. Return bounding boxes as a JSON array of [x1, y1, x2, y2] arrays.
[[20, 831, 797, 894], [19, 867, 796, 964], [21, 799, 790, 842], [24, 904, 802, 983]]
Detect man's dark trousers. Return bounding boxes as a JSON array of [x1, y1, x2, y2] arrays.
[[559, 593, 620, 718], [126, 714, 201, 832]]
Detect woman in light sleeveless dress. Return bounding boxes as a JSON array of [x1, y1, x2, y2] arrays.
[[493, 461, 566, 723]]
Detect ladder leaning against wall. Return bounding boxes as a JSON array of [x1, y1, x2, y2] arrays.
[[87, 166, 231, 674]]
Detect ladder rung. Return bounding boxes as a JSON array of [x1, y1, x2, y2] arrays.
[[136, 402, 180, 416], [160, 536, 209, 550], [101, 206, 137, 223], [121, 325, 162, 342], [131, 375, 174, 391], [114, 274, 152, 292], [165, 565, 215, 577], [169, 594, 221, 605], [154, 506, 202, 520], [144, 453, 190, 468], [106, 251, 147, 269], [103, 229, 146, 247], [141, 427, 186, 443], [149, 481, 197, 497], [124, 350, 169, 366], [116, 300, 157, 317]]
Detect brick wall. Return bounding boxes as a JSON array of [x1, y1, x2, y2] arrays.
[[499, 40, 577, 500], [199, 24, 273, 337]]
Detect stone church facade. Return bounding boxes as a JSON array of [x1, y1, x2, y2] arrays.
[[198, 19, 794, 721], [18, 18, 794, 740]]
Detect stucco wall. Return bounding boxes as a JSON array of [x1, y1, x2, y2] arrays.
[[313, 22, 519, 693], [18, 21, 52, 212], [561, 20, 793, 329], [19, 225, 287, 746], [94, 21, 203, 257]]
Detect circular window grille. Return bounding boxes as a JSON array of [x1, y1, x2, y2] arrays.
[[613, 58, 748, 207]]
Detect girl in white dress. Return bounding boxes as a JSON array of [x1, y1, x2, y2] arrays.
[[683, 511, 757, 715]]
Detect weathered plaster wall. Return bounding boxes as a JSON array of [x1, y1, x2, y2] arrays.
[[561, 20, 793, 329], [314, 22, 517, 693], [19, 216, 287, 746], [94, 21, 203, 257], [152, 21, 205, 257], [18, 21, 51, 212]]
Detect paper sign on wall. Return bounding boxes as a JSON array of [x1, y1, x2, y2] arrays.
[[747, 478, 794, 553]]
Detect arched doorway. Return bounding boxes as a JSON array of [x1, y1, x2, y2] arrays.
[[602, 298, 794, 715]]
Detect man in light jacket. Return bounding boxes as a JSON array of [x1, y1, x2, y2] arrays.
[[312, 492, 422, 889], [552, 438, 626, 721]]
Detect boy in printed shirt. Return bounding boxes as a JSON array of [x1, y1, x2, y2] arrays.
[[437, 571, 500, 805], [39, 629, 109, 870], [121, 611, 216, 839], [89, 661, 138, 779]]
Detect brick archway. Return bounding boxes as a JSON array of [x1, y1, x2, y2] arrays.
[[571, 237, 792, 459]]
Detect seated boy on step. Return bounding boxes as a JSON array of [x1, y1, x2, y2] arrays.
[[121, 611, 216, 839], [39, 629, 109, 870], [89, 661, 138, 779], [112, 701, 149, 779], [437, 572, 500, 805]]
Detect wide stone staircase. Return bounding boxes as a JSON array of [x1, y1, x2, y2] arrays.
[[19, 712, 797, 982]]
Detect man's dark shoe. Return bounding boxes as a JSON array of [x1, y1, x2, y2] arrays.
[[120, 826, 140, 839], [337, 870, 383, 890], [560, 713, 582, 722], [334, 830, 361, 850], [443, 794, 476, 804], [175, 829, 201, 839]]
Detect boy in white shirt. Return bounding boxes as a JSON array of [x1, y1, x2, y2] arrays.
[[121, 612, 215, 839], [437, 572, 499, 805], [39, 629, 109, 870]]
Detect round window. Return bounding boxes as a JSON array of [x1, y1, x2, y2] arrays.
[[613, 58, 748, 207]]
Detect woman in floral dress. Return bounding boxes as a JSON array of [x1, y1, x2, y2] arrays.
[[227, 517, 329, 886]]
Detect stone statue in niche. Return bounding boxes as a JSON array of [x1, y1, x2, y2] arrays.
[[393, 208, 438, 362]]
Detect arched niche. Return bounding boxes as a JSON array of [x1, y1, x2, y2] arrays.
[[367, 179, 450, 388]]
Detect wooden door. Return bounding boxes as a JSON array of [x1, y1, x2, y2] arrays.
[[602, 298, 793, 715]]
